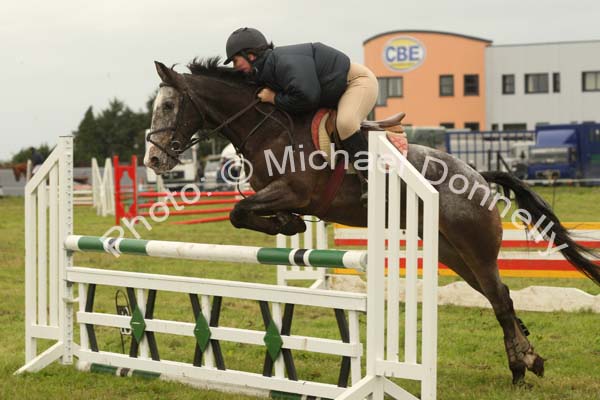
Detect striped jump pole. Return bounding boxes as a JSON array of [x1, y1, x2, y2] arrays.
[[64, 235, 367, 271], [171, 215, 231, 225], [138, 190, 254, 198]]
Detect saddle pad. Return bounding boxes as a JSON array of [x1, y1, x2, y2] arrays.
[[311, 109, 334, 163], [311, 109, 356, 174], [311, 108, 408, 168], [386, 131, 409, 157]]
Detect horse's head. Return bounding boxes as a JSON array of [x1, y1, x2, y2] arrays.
[[144, 62, 203, 174]]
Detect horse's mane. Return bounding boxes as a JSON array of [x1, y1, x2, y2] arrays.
[[187, 57, 250, 85]]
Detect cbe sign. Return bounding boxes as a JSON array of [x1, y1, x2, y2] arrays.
[[383, 36, 426, 72]]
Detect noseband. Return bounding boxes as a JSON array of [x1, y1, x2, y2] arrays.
[[145, 84, 204, 164], [146, 84, 295, 164]]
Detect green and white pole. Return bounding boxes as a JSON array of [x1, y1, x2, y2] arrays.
[[64, 235, 367, 271]]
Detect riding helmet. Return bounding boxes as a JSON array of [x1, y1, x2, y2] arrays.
[[224, 27, 268, 64]]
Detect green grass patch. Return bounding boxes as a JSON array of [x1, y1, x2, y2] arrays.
[[1, 186, 599, 399]]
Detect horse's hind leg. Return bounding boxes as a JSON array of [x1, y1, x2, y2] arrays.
[[440, 235, 543, 382], [473, 265, 545, 384], [439, 234, 483, 293], [441, 214, 544, 383]]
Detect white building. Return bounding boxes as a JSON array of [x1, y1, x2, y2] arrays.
[[486, 40, 600, 131]]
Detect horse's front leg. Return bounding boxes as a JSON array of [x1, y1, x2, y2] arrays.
[[230, 179, 310, 236]]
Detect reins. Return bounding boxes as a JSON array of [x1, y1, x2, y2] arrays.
[[146, 85, 295, 165]]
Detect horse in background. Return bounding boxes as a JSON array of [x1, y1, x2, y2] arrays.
[[12, 162, 29, 182]]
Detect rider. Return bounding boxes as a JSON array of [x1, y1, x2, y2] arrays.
[[224, 27, 378, 202], [30, 147, 44, 176]]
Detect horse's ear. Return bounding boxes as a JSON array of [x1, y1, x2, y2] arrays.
[[154, 61, 181, 87]]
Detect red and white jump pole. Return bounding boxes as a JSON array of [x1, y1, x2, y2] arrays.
[[113, 156, 253, 225]]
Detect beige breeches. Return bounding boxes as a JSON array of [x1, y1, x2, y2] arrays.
[[336, 62, 379, 140]]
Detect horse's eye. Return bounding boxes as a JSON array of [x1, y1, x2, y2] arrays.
[[163, 102, 174, 111]]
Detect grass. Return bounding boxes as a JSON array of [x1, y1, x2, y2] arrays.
[[1, 186, 599, 400]]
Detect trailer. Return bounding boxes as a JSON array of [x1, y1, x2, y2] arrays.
[[444, 129, 535, 172]]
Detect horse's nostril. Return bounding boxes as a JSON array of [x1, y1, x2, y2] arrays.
[[150, 157, 160, 167]]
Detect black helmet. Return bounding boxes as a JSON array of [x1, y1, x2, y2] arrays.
[[225, 27, 268, 64]]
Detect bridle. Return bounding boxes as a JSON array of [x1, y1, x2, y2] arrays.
[[146, 84, 295, 164]]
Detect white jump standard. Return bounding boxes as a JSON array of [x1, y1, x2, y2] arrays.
[[17, 135, 439, 400]]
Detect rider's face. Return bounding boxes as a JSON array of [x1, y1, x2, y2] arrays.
[[233, 54, 256, 74]]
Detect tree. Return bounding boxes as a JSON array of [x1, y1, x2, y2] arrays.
[[10, 143, 53, 164], [73, 106, 99, 164], [72, 99, 152, 166]]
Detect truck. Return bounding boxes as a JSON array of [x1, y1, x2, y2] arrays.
[[145, 130, 200, 190], [527, 123, 600, 181]]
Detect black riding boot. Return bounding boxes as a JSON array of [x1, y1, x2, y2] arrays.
[[341, 131, 369, 206]]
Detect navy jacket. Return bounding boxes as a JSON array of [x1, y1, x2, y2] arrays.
[[252, 43, 351, 113]]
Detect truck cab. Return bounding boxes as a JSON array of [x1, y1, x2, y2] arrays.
[[145, 130, 200, 189], [528, 123, 600, 180]]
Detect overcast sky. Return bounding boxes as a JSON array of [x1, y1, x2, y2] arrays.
[[2, 0, 599, 161]]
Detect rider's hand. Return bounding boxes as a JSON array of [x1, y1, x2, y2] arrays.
[[257, 88, 276, 104]]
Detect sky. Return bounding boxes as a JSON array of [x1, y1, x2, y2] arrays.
[[2, 0, 599, 161]]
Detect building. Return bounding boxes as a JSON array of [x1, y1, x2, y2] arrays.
[[486, 40, 600, 130], [364, 30, 491, 130], [363, 30, 600, 131]]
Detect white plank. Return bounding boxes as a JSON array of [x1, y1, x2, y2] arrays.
[[67, 267, 367, 311], [77, 350, 346, 399]]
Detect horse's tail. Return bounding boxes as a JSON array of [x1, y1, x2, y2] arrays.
[[481, 171, 600, 286]]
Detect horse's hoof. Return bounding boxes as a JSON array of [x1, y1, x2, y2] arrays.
[[276, 213, 307, 236], [511, 364, 526, 385], [529, 355, 545, 377], [513, 380, 533, 390]]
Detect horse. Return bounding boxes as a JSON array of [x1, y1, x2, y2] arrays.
[[12, 162, 29, 182], [144, 58, 600, 386]]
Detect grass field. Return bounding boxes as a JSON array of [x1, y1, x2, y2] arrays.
[[1, 186, 599, 400]]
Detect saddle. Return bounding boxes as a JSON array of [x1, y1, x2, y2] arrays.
[[311, 109, 408, 215], [311, 109, 408, 166], [360, 112, 406, 133]]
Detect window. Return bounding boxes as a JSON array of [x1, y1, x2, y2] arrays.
[[464, 122, 480, 131], [387, 77, 403, 97], [590, 128, 600, 142], [491, 123, 499, 131], [376, 77, 404, 106], [376, 78, 388, 106], [440, 122, 455, 129], [503, 123, 527, 131], [525, 73, 549, 93], [553, 73, 560, 93], [582, 71, 600, 91], [366, 109, 375, 121], [502, 74, 515, 94], [439, 75, 454, 96], [464, 74, 479, 96]]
